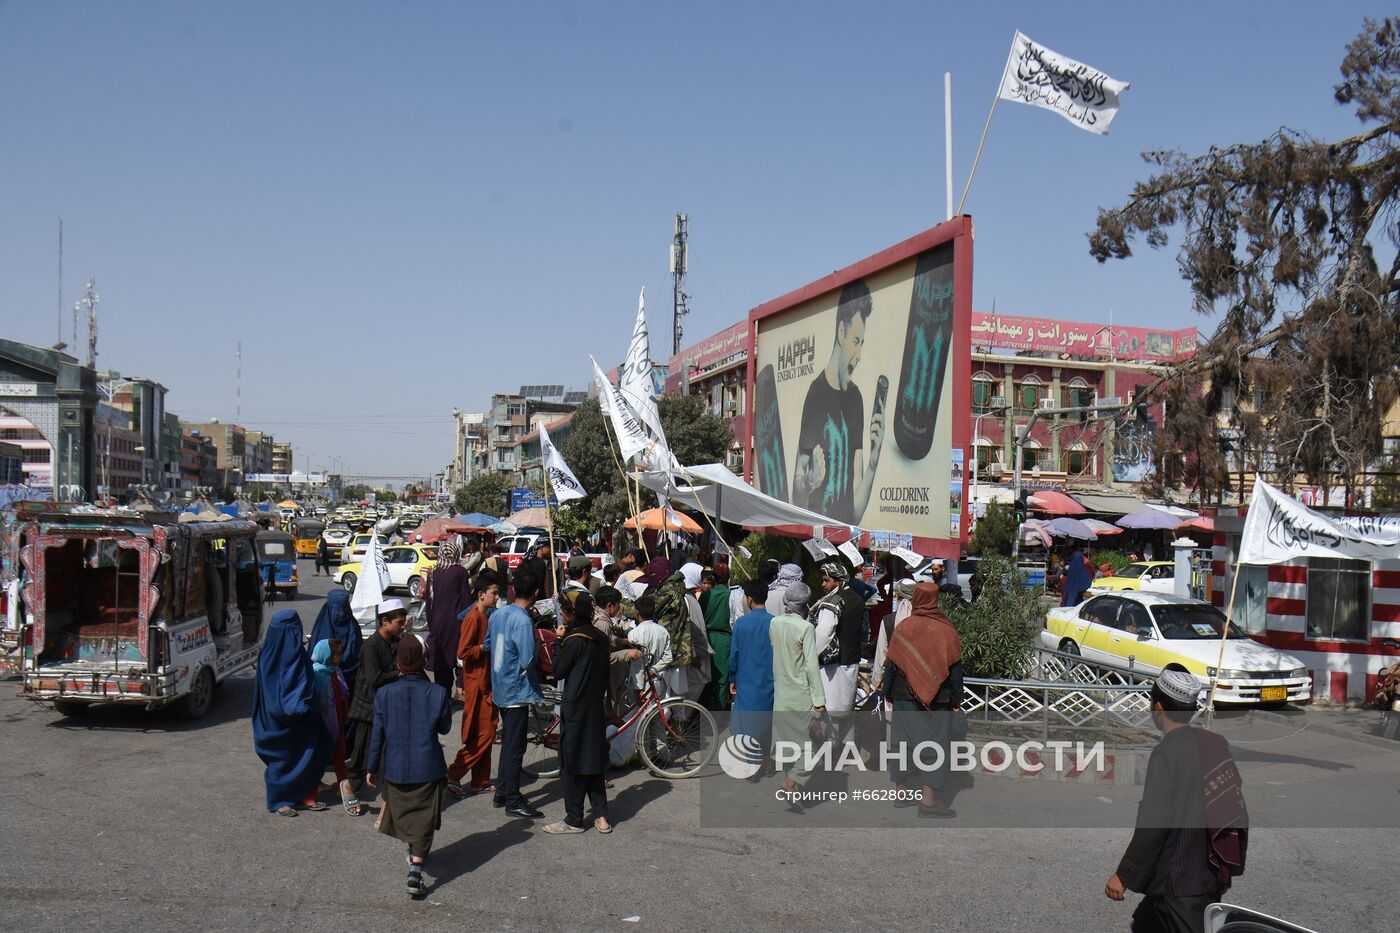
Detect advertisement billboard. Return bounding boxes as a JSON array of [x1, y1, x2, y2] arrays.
[[747, 219, 972, 557]]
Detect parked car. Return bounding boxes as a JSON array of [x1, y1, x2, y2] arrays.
[[497, 532, 572, 569], [1041, 591, 1311, 706], [336, 544, 440, 598], [340, 532, 389, 565], [1089, 560, 1176, 593]]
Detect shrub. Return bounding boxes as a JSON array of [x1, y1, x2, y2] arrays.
[[728, 532, 800, 583], [942, 555, 1042, 680]]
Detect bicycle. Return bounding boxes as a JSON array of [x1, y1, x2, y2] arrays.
[[522, 667, 719, 779]]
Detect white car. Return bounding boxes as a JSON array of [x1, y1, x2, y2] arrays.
[[1041, 591, 1312, 706]]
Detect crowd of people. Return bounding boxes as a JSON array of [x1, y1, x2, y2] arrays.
[[251, 537, 1247, 928]]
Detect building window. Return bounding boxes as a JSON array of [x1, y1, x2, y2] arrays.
[[1063, 448, 1088, 475], [508, 403, 525, 417], [1305, 558, 1370, 641], [1060, 378, 1092, 409], [972, 373, 997, 415], [1020, 445, 1048, 471], [1015, 377, 1044, 414]]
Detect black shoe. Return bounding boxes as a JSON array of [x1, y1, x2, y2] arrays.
[[491, 796, 506, 809], [505, 803, 544, 819], [406, 869, 425, 898]]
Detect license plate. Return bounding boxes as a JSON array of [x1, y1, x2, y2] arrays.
[[1260, 685, 1287, 701]]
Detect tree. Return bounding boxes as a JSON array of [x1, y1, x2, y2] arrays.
[[560, 396, 733, 530], [1089, 19, 1400, 504], [966, 501, 1017, 557], [341, 483, 370, 502], [453, 472, 513, 517], [1373, 448, 1400, 508], [943, 556, 1041, 679]]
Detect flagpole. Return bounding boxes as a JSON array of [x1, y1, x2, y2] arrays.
[[543, 490, 560, 598], [945, 71, 954, 220], [957, 32, 1018, 215], [1208, 486, 1254, 722], [598, 408, 650, 561]]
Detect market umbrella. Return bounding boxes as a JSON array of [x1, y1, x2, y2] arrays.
[[1178, 515, 1214, 533], [1044, 517, 1098, 540], [1029, 490, 1086, 515], [625, 507, 703, 534], [508, 507, 551, 528], [1116, 508, 1185, 530], [489, 519, 519, 535], [1019, 519, 1054, 548], [1082, 518, 1126, 536], [277, 499, 300, 509], [414, 516, 491, 544], [455, 512, 499, 526]]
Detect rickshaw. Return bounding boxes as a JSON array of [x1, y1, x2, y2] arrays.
[[292, 518, 325, 559], [16, 507, 265, 719], [253, 529, 299, 600]]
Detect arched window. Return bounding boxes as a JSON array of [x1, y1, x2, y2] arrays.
[[972, 371, 997, 415], [1063, 441, 1090, 476], [1016, 375, 1045, 414], [1060, 376, 1093, 409]]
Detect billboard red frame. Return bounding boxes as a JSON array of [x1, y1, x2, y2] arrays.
[[745, 217, 973, 558]]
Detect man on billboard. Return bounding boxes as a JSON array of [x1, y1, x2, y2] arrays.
[[792, 280, 887, 525]]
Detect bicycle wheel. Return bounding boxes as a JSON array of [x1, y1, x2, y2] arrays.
[[636, 698, 718, 778], [521, 703, 561, 779]]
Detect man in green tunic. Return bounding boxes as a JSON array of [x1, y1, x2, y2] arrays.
[[768, 583, 827, 811], [698, 569, 732, 711]]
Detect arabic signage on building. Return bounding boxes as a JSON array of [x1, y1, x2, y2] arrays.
[[668, 321, 748, 377], [970, 312, 1196, 361]]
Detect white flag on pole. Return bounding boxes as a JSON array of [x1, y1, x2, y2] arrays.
[[997, 31, 1129, 135], [349, 533, 391, 622], [1238, 477, 1400, 565], [619, 288, 668, 440], [540, 423, 587, 502], [591, 355, 649, 463]]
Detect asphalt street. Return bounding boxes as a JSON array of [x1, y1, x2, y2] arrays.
[[0, 568, 1389, 932]]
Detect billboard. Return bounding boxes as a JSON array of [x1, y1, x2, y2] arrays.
[[970, 312, 1196, 361], [747, 219, 972, 557]]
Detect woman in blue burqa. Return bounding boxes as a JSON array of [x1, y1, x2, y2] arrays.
[[309, 589, 363, 693], [253, 609, 332, 816]]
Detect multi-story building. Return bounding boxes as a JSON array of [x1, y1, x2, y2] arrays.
[[483, 387, 579, 477], [161, 411, 182, 490], [95, 403, 142, 497], [0, 441, 23, 485], [111, 377, 168, 490], [271, 441, 293, 474], [663, 321, 749, 474], [180, 431, 217, 489], [181, 420, 247, 487], [0, 337, 100, 494], [515, 412, 576, 487], [244, 431, 275, 475], [450, 410, 488, 489]]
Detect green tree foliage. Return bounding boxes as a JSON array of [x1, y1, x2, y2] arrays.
[[728, 532, 801, 583], [966, 501, 1016, 556], [1090, 20, 1400, 503], [340, 483, 370, 502], [943, 555, 1042, 679], [561, 396, 733, 530], [453, 472, 513, 518]]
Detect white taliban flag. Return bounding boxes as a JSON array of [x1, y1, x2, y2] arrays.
[[620, 288, 667, 441], [349, 533, 391, 622], [997, 31, 1129, 135], [1238, 476, 1400, 565], [591, 355, 649, 463], [540, 422, 587, 502]]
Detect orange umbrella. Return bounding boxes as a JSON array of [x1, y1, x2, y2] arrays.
[[626, 507, 703, 534]]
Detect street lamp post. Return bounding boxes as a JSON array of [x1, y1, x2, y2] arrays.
[[971, 397, 1008, 509]]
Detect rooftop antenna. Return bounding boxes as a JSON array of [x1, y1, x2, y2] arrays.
[[82, 276, 99, 369], [56, 218, 65, 349], [670, 212, 690, 355]]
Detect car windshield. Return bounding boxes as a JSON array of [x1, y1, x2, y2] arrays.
[[421, 546, 439, 560], [1152, 604, 1247, 639], [1120, 563, 1153, 578]]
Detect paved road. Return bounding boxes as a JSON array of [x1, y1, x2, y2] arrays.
[[0, 568, 1390, 932]]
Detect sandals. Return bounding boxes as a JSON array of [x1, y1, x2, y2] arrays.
[[340, 780, 364, 815], [274, 806, 298, 818], [542, 821, 585, 834], [304, 801, 329, 812], [594, 817, 613, 834], [466, 783, 496, 796], [445, 783, 468, 799]]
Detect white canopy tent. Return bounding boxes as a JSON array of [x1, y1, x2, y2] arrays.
[[633, 463, 857, 535]]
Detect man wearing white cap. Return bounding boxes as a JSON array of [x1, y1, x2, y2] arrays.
[[1105, 669, 1248, 933], [344, 598, 409, 809]]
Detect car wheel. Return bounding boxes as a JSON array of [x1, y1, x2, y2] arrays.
[[53, 700, 88, 717], [1059, 639, 1080, 656], [408, 576, 422, 599], [341, 573, 357, 593], [177, 667, 216, 720]]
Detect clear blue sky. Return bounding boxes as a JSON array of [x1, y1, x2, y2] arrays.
[[0, 1, 1385, 478]]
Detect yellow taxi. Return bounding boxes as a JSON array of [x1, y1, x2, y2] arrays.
[[1089, 560, 1176, 593], [1041, 591, 1311, 706], [335, 544, 440, 599]]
